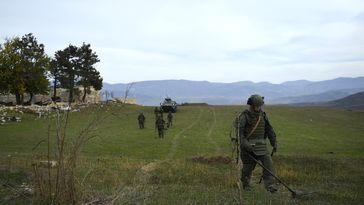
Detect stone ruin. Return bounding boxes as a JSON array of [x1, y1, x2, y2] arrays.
[[0, 102, 90, 126]]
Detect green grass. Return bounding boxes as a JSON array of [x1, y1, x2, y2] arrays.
[[0, 104, 363, 204]]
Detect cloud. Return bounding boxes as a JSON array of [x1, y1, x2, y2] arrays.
[[1, 0, 364, 83]]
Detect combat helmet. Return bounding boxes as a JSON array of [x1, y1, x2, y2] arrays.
[[247, 94, 265, 106]]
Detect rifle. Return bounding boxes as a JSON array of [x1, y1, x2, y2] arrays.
[[236, 115, 241, 164], [231, 113, 242, 164], [234, 113, 244, 203], [154, 123, 157, 138]]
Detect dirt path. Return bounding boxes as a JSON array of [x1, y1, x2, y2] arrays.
[[107, 107, 204, 204], [206, 107, 221, 154], [106, 107, 205, 204], [165, 107, 203, 160]]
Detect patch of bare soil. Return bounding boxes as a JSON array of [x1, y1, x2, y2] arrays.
[[190, 155, 232, 164]]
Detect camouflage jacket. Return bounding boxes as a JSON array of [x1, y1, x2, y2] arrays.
[[138, 114, 145, 122], [155, 118, 165, 129], [235, 108, 277, 155]]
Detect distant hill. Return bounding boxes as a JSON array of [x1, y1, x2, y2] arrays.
[[291, 91, 364, 109], [102, 77, 364, 105], [323, 91, 364, 109], [269, 88, 364, 104]]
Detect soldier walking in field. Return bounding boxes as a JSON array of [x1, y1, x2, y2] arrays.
[[235, 94, 278, 193], [138, 112, 145, 129], [154, 107, 163, 119], [138, 112, 146, 129], [167, 111, 173, 128], [155, 115, 166, 138]]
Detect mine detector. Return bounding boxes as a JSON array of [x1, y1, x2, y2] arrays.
[[160, 97, 177, 113]]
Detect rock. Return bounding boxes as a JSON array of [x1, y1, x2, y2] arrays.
[[59, 106, 71, 111], [10, 116, 21, 122], [18, 183, 33, 196], [72, 109, 80, 112], [37, 160, 58, 168]]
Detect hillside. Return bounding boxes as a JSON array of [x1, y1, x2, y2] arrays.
[[270, 88, 364, 104], [324, 91, 364, 108], [102, 77, 364, 105]]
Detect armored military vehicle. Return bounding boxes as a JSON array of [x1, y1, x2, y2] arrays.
[[160, 97, 177, 113]]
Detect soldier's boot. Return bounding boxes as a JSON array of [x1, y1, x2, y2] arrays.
[[241, 177, 253, 191], [261, 155, 277, 193], [266, 185, 278, 193]]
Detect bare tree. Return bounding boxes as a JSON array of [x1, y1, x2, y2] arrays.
[[33, 106, 105, 204], [123, 83, 134, 104], [104, 90, 110, 102]]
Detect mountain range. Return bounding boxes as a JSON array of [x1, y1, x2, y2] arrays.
[[102, 77, 364, 105], [294, 91, 364, 109]]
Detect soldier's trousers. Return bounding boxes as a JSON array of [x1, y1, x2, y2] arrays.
[[158, 129, 164, 138], [240, 151, 275, 188], [139, 122, 144, 129], [167, 120, 172, 128]]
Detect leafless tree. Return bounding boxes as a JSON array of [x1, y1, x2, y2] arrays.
[[33, 106, 105, 204], [104, 90, 110, 102], [123, 83, 134, 104]]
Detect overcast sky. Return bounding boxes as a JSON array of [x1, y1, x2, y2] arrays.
[[1, 0, 364, 83]]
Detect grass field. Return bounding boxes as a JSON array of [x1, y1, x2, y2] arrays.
[[0, 104, 364, 204]]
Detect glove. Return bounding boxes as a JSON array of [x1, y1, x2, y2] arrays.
[[272, 144, 277, 153], [242, 139, 253, 152]]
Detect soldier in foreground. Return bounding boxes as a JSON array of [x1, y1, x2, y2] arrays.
[[137, 112, 146, 129], [155, 115, 166, 138], [235, 94, 278, 193], [167, 111, 173, 128]]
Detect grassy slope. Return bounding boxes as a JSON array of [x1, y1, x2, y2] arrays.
[[0, 104, 363, 204]]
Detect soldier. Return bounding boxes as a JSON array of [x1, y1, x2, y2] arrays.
[[167, 111, 173, 128], [138, 112, 146, 129], [235, 94, 278, 193], [154, 107, 162, 118], [155, 115, 166, 138]]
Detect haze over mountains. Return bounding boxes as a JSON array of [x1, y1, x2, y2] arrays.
[[294, 91, 364, 109], [102, 77, 364, 105]]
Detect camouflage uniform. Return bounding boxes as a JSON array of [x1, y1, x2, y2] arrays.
[[167, 112, 173, 128], [235, 95, 278, 192], [154, 107, 163, 118], [138, 113, 146, 129], [155, 116, 165, 138]]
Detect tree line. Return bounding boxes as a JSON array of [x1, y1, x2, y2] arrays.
[[0, 33, 103, 105]]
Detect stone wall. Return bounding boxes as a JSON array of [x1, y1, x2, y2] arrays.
[[0, 86, 101, 104]]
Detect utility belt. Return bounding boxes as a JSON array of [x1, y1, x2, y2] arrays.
[[244, 139, 268, 156]]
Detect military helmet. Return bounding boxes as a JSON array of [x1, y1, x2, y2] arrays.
[[247, 94, 264, 106]]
